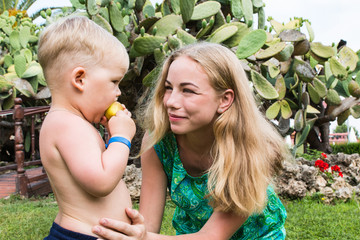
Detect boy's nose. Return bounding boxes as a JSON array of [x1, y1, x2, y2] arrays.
[[116, 87, 121, 97]]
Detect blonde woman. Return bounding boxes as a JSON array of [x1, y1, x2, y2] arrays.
[[93, 42, 289, 239]]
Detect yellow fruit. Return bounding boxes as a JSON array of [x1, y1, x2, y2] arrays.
[[105, 102, 124, 120]]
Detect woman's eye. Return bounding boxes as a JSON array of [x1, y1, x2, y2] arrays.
[[183, 88, 195, 93], [165, 86, 172, 90]]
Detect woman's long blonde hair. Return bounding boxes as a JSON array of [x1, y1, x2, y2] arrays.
[[138, 42, 288, 216]]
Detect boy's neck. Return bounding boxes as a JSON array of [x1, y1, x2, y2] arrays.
[[49, 106, 84, 119]]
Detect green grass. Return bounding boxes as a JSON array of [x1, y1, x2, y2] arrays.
[[284, 197, 360, 240], [0, 194, 359, 239]]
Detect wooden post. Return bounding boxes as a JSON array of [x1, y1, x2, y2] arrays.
[[14, 98, 27, 197], [31, 115, 35, 161]]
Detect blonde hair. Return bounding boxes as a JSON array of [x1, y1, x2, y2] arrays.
[[139, 42, 288, 216], [38, 15, 127, 90]]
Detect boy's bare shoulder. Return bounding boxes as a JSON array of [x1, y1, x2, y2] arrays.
[[41, 111, 94, 138]]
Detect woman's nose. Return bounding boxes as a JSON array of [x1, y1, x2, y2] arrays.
[[165, 91, 180, 109]]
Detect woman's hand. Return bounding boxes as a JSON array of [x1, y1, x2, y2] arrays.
[[92, 208, 147, 240]]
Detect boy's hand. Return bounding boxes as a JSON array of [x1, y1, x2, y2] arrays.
[[107, 107, 136, 141]]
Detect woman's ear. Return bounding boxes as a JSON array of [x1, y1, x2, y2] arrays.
[[71, 67, 86, 92], [218, 89, 234, 114]]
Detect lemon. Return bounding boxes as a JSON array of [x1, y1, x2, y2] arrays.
[[105, 102, 124, 120]]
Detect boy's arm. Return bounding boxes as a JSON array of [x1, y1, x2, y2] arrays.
[[56, 110, 135, 197]]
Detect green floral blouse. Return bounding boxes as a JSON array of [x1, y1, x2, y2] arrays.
[[154, 133, 287, 239]]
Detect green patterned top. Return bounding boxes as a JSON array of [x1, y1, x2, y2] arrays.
[[154, 133, 287, 239]]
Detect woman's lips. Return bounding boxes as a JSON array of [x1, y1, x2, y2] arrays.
[[168, 113, 185, 121]]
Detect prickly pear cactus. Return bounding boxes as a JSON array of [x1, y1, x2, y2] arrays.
[[71, 0, 360, 154], [1, 0, 359, 155], [0, 10, 47, 110]]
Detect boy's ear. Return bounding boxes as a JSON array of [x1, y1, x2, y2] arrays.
[[71, 67, 86, 92], [218, 89, 234, 114]]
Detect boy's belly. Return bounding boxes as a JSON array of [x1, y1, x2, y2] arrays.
[[55, 180, 132, 237]]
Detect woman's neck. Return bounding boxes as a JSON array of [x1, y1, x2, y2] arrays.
[[175, 130, 215, 176]]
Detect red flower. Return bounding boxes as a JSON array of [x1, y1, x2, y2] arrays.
[[321, 153, 327, 159], [315, 159, 329, 172], [331, 165, 343, 177]]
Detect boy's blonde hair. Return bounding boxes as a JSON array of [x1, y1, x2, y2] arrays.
[[38, 16, 127, 90], [140, 42, 289, 216]]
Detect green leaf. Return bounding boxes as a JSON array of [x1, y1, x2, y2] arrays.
[[12, 78, 35, 97], [191, 1, 221, 20], [329, 56, 347, 81], [295, 124, 311, 148], [280, 99, 292, 119], [251, 70, 279, 100], [208, 25, 238, 43], [307, 83, 320, 104], [305, 21, 314, 42], [180, 0, 196, 23], [241, 0, 253, 27], [256, 42, 286, 60], [266, 101, 280, 119], [310, 42, 335, 59], [313, 78, 327, 98], [22, 63, 43, 79], [236, 29, 267, 59], [22, 49, 32, 63], [294, 110, 304, 131], [14, 55, 27, 78], [338, 46, 359, 72], [149, 15, 183, 37], [109, 1, 124, 32], [306, 105, 320, 114], [19, 26, 30, 48], [275, 75, 286, 99], [9, 30, 21, 50], [133, 35, 166, 55]]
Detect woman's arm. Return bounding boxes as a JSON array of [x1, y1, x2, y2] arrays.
[[139, 134, 168, 232], [93, 208, 247, 240]]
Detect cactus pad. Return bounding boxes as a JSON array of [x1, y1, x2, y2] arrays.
[[338, 46, 359, 72], [251, 70, 279, 100], [180, 0, 196, 23], [149, 14, 183, 37], [236, 29, 267, 59], [279, 29, 306, 42], [208, 25, 238, 43], [329, 56, 348, 81], [325, 88, 342, 105], [176, 28, 197, 45], [294, 110, 304, 131], [280, 99, 292, 119], [191, 1, 221, 20], [266, 101, 280, 119], [133, 35, 166, 55], [310, 42, 336, 59], [256, 42, 286, 60], [222, 22, 250, 48], [292, 57, 315, 83]]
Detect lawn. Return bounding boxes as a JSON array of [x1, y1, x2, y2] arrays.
[[0, 194, 359, 239]]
